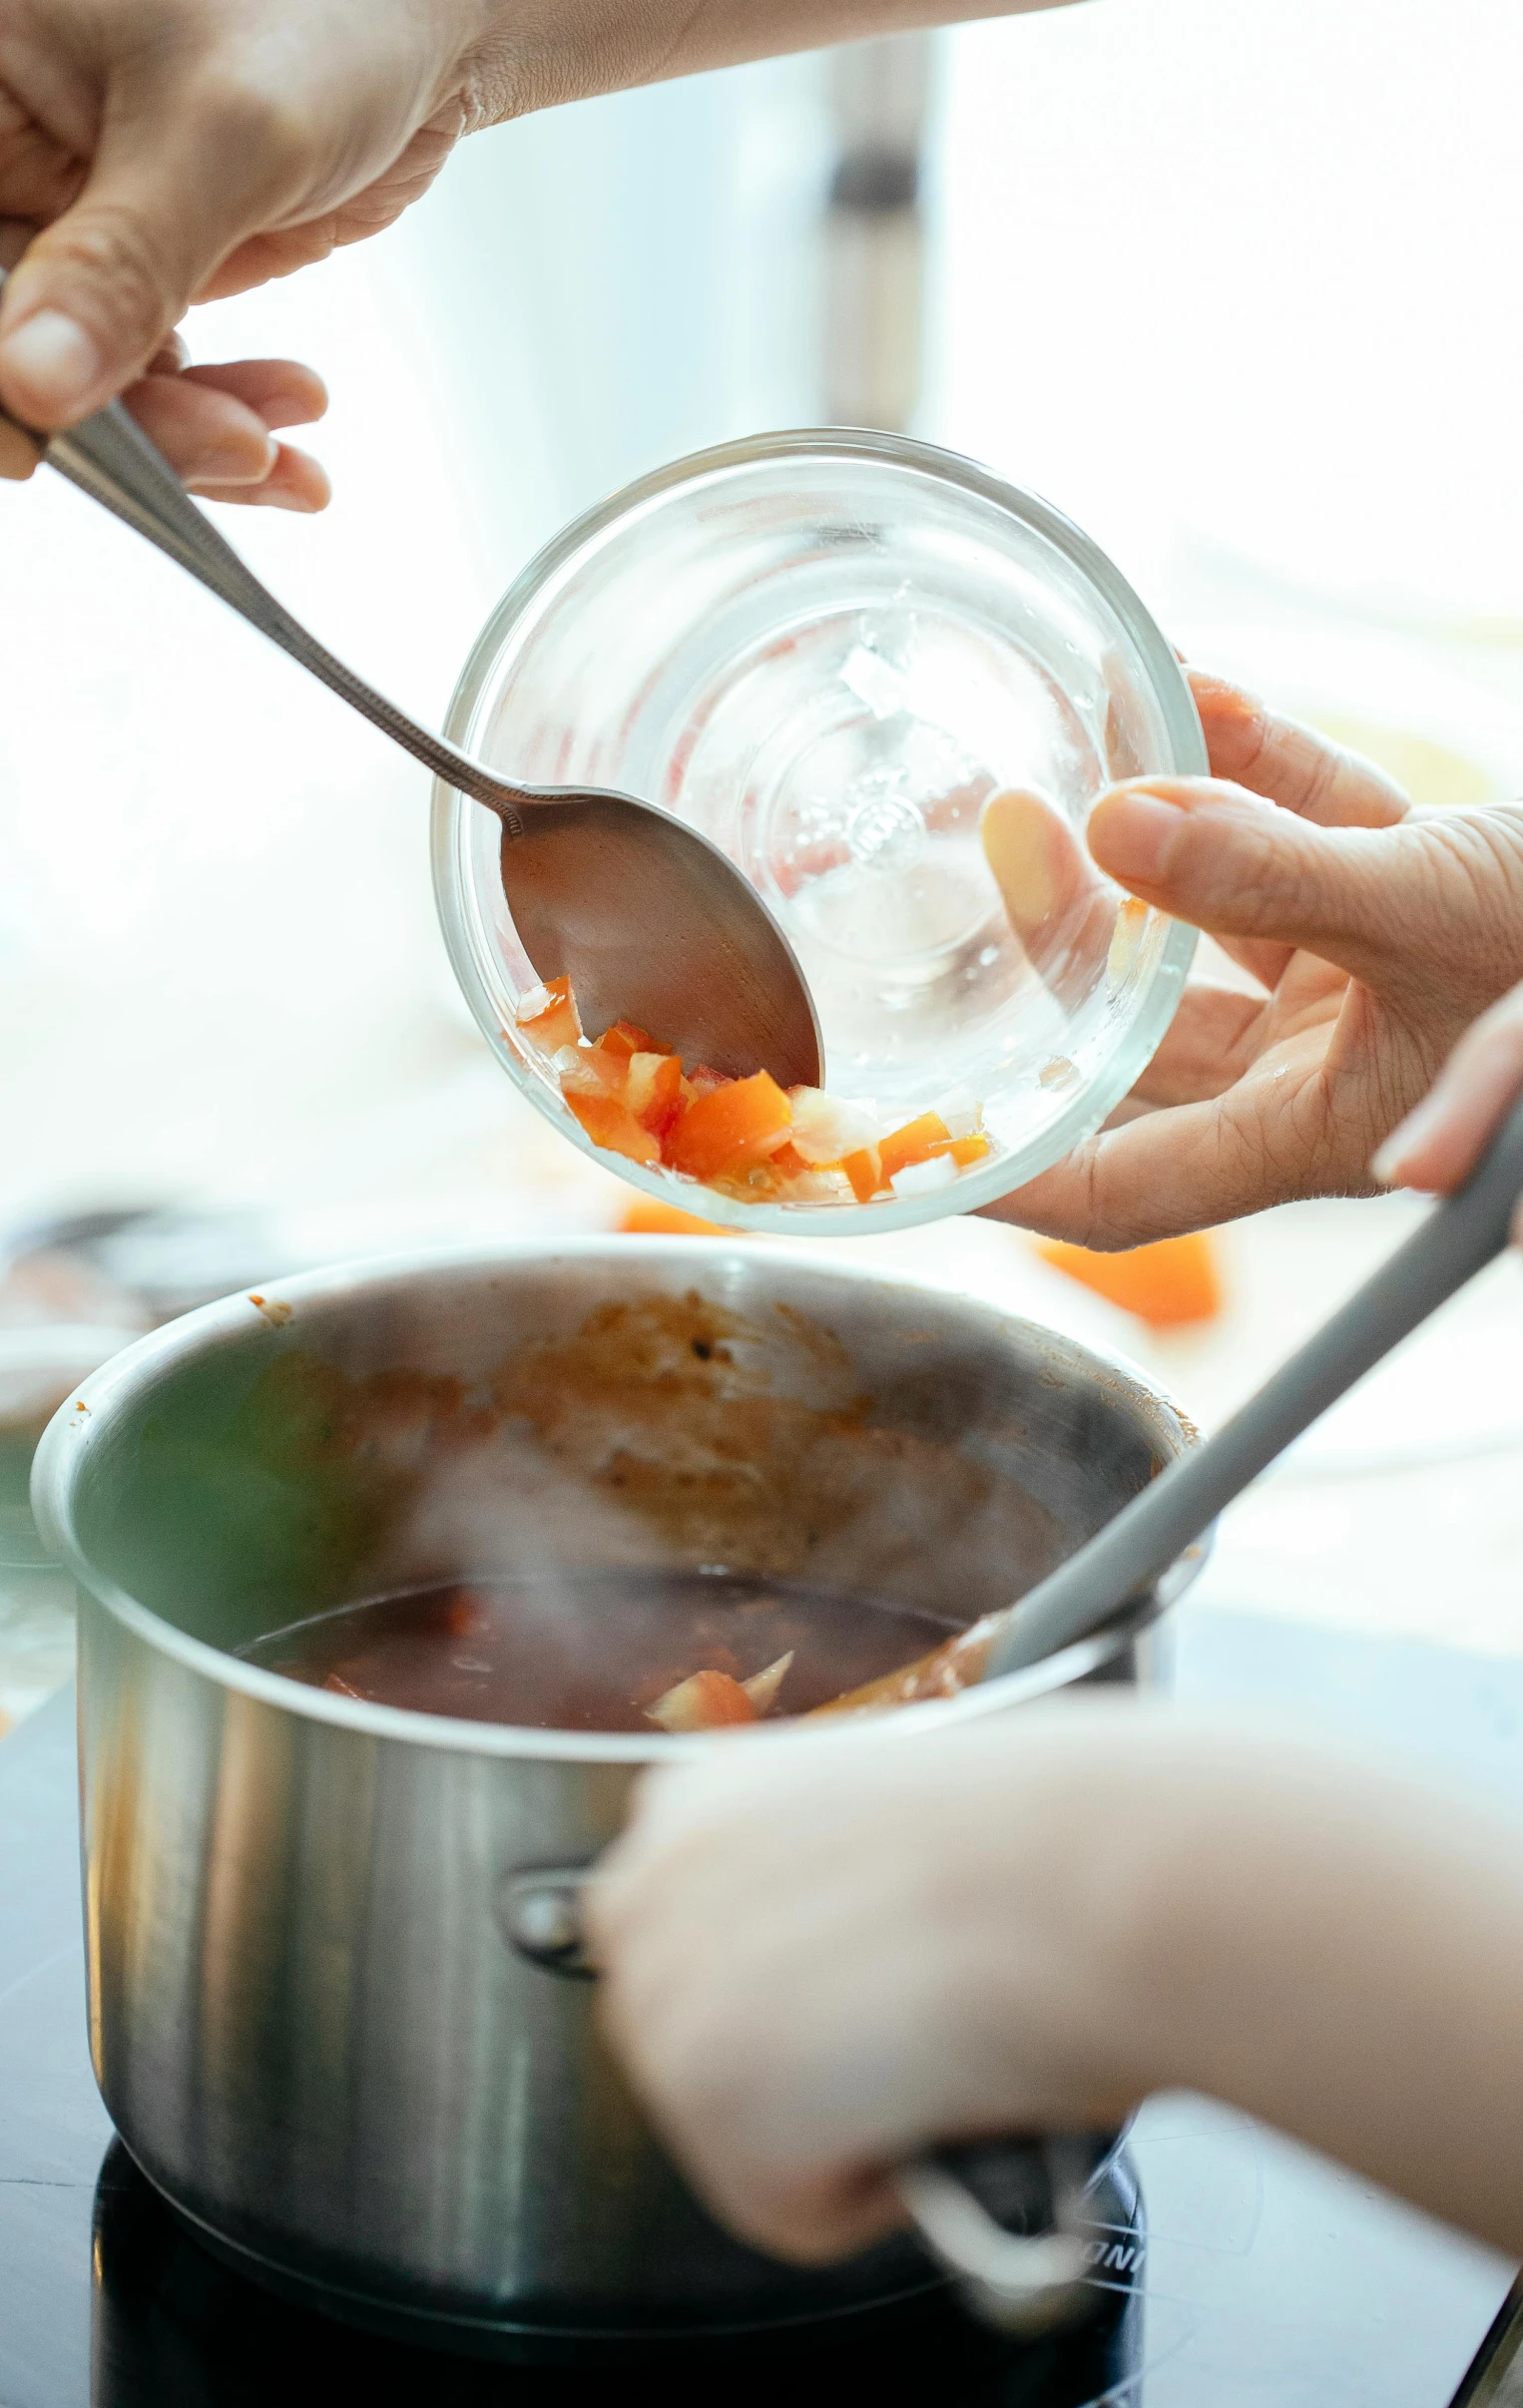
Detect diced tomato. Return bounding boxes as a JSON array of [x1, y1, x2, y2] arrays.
[[595, 1019, 657, 1062], [565, 1090, 662, 1167], [516, 975, 583, 1054], [929, 1134, 991, 1169], [647, 1669, 760, 1731], [667, 1071, 794, 1183], [626, 1051, 686, 1138], [619, 1199, 733, 1237], [840, 1147, 887, 1204], [878, 1113, 952, 1181]]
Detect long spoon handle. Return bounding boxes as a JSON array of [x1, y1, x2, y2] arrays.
[[0, 303, 530, 827], [985, 1094, 1523, 1683]]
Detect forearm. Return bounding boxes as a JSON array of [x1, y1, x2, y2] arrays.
[[486, 0, 1081, 119], [595, 1700, 1523, 2267], [1079, 1718, 1523, 2257]]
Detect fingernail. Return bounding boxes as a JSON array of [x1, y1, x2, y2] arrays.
[[1371, 1098, 1441, 1187], [1369, 1140, 1401, 1187], [0, 310, 102, 417], [1091, 787, 1189, 884]]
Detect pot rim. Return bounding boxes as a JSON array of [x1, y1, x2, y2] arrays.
[[31, 1237, 1205, 1764]]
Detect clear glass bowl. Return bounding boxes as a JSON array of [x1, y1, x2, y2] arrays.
[[433, 430, 1203, 1233]]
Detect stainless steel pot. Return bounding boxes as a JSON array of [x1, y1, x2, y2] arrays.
[[31, 1240, 1204, 2352]]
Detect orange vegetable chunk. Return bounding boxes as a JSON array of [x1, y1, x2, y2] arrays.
[[766, 1143, 811, 1179], [516, 974, 583, 1054], [555, 1043, 626, 1099], [565, 1090, 663, 1168], [840, 1147, 887, 1204], [596, 1019, 657, 1062], [929, 1134, 991, 1169], [878, 1113, 952, 1181], [619, 1199, 733, 1237], [626, 1051, 685, 1138], [1036, 1231, 1224, 1328], [667, 1071, 793, 1183], [647, 1669, 760, 1731]]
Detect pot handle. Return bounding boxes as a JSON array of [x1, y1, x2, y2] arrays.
[[895, 2140, 1103, 2335], [499, 1863, 1105, 2336]]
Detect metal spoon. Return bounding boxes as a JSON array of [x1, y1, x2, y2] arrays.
[[818, 1092, 1523, 1715], [0, 359, 822, 1085]]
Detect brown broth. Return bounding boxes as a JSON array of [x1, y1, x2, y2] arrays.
[[238, 1570, 962, 1733]]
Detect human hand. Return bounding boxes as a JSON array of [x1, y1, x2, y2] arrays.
[[0, 0, 521, 503], [587, 1711, 1159, 2265], [983, 672, 1523, 1246]]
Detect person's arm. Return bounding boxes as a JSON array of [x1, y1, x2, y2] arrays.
[[588, 1703, 1523, 2264], [0, 0, 1058, 496]]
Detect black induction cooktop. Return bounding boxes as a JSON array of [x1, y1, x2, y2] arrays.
[[4, 1608, 1522, 2407]]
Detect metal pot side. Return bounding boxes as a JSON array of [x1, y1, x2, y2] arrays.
[[34, 1239, 1204, 2344]]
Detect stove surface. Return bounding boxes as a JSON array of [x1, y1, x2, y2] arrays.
[[3, 1609, 1521, 2406]]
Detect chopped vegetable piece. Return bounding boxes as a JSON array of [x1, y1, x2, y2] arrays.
[[878, 1113, 952, 1180], [929, 1134, 991, 1169], [840, 1146, 887, 1204], [596, 1020, 658, 1062], [619, 1199, 734, 1237], [565, 1090, 663, 1167], [530, 976, 996, 1207], [667, 1071, 794, 1182], [516, 975, 583, 1054], [647, 1669, 760, 1731], [553, 1043, 627, 1099], [1036, 1231, 1224, 1328], [890, 1153, 958, 1199], [938, 1089, 983, 1142], [787, 1087, 881, 1166], [766, 1142, 812, 1180], [742, 1651, 793, 1712], [626, 1050, 686, 1137]]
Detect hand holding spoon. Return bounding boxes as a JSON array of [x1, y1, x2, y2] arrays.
[[0, 334, 822, 1086]]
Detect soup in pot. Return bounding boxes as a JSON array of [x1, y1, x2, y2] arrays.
[[239, 1568, 962, 1734]]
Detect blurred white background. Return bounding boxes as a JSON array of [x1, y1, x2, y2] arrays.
[[5, 0, 1523, 1719]]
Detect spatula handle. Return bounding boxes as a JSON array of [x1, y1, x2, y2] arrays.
[[986, 1094, 1523, 1683]]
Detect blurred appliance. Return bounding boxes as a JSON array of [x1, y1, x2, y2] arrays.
[[822, 34, 934, 430]]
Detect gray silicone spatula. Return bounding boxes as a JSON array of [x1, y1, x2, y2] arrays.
[[980, 1094, 1523, 1684]]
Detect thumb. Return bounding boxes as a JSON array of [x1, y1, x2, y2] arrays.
[[0, 79, 306, 429], [1087, 775, 1433, 982]]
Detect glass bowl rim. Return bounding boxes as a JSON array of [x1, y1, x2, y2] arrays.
[[432, 426, 1204, 1236]]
